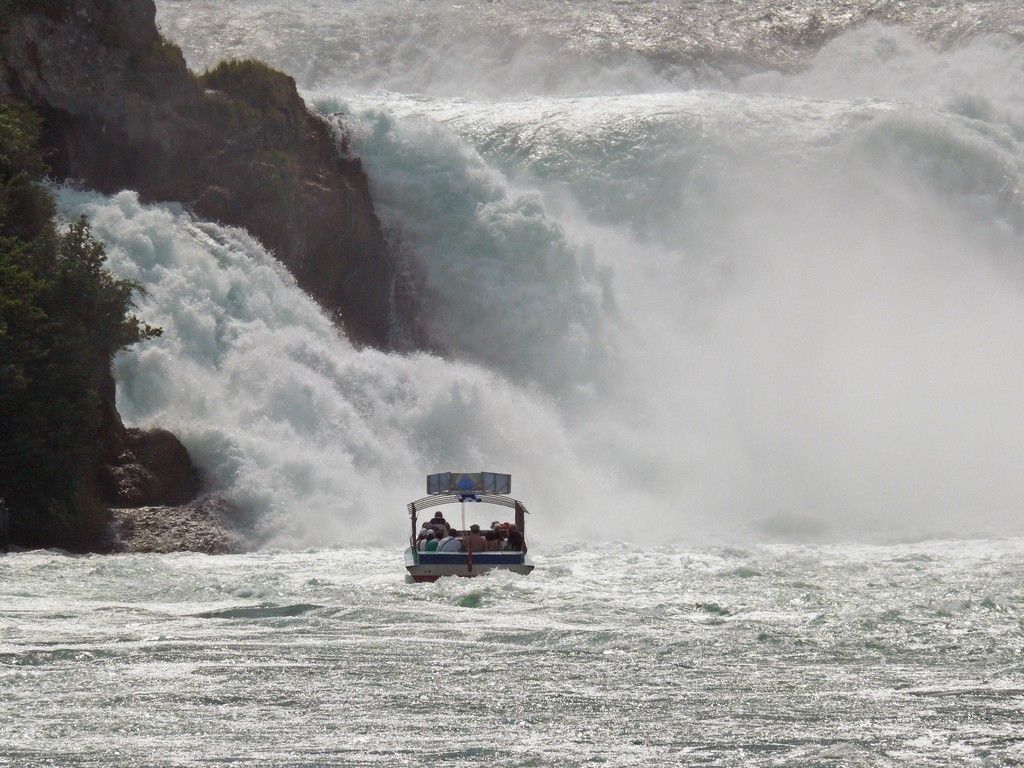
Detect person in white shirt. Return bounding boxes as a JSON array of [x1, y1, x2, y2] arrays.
[[437, 532, 464, 552]]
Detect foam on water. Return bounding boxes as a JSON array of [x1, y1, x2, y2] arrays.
[[321, 43, 1024, 539], [2, 541, 1023, 765], [336, 110, 615, 392], [156, 1, 1024, 97]]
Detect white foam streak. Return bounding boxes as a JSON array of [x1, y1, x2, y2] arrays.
[[742, 24, 1024, 126]]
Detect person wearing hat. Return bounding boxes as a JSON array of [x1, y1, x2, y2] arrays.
[[462, 523, 487, 554], [423, 529, 439, 552], [416, 527, 435, 552], [431, 510, 452, 535]]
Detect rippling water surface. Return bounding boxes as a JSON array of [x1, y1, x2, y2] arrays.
[[3, 542, 1023, 765]]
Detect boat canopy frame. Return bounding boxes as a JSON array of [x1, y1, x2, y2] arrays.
[[408, 494, 530, 546]]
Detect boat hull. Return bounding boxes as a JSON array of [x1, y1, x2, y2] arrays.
[[404, 547, 534, 582]]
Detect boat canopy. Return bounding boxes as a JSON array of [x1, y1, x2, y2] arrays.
[[427, 472, 511, 495], [407, 493, 530, 515], [409, 473, 529, 544]]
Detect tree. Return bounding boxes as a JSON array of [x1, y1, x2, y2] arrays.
[[0, 99, 159, 548]]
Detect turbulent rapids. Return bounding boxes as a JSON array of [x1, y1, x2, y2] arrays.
[[4, 540, 1024, 765], [59, 0, 1024, 546]]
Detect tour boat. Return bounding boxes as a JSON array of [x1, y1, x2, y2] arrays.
[[404, 472, 535, 582]]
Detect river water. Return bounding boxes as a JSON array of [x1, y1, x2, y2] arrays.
[[3, 540, 1023, 765]]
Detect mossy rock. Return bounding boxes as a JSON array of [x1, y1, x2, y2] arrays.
[[200, 59, 303, 114]]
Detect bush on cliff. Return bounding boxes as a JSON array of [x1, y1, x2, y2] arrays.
[[200, 59, 300, 115], [0, 99, 159, 549], [197, 59, 308, 180]]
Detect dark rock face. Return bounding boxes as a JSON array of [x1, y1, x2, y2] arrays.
[[91, 365, 201, 511], [100, 427, 202, 508], [0, 0, 394, 347]]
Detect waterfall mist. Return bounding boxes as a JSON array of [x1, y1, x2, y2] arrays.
[[89, 2, 1024, 544]]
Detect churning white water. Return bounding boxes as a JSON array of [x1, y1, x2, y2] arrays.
[[57, 189, 605, 546], [4, 540, 1024, 765], [66, 1, 1024, 544]]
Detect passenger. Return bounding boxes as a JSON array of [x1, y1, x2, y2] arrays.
[[423, 530, 439, 552], [506, 524, 525, 552], [462, 523, 488, 553], [437, 530, 464, 552], [416, 528, 435, 552], [431, 511, 452, 534], [484, 522, 506, 551]]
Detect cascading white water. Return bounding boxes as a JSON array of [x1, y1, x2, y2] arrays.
[[58, 190, 611, 546], [74, 2, 1024, 545]]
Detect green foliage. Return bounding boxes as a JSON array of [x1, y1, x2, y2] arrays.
[[0, 99, 44, 175], [0, 99, 160, 549], [0, 100, 53, 240], [200, 59, 299, 113], [198, 58, 308, 180]]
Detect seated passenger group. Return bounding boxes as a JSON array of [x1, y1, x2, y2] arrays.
[[415, 511, 526, 553]]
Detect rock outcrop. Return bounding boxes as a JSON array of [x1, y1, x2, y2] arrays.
[[0, 0, 405, 552], [89, 360, 200, 505], [111, 495, 246, 554], [99, 427, 202, 508], [0, 0, 394, 348]]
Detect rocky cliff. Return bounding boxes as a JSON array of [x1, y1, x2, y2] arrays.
[[96, 365, 202, 509], [1, 0, 394, 552], [0, 0, 394, 348]]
